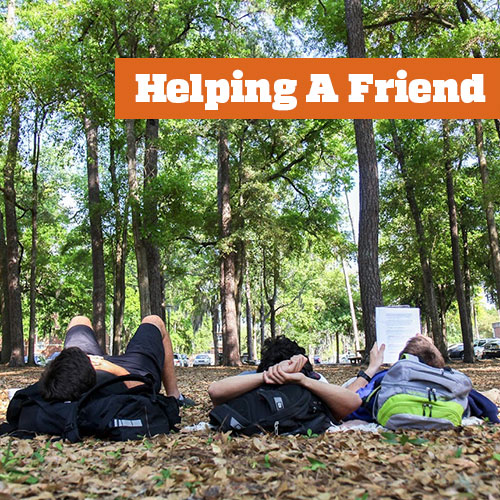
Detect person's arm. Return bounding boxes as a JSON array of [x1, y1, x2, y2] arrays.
[[209, 354, 309, 405], [264, 367, 362, 421], [89, 356, 142, 389], [344, 343, 385, 393], [208, 372, 265, 405]]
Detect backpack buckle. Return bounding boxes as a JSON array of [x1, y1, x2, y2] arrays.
[[274, 421, 279, 435]]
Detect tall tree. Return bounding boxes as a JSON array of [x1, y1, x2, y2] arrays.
[[0, 210, 10, 363], [473, 119, 500, 310], [442, 119, 474, 362], [386, 120, 447, 359], [109, 131, 129, 355], [217, 123, 240, 366], [344, 0, 383, 353], [3, 0, 23, 366], [144, 118, 164, 319], [27, 107, 47, 365], [84, 116, 106, 351]]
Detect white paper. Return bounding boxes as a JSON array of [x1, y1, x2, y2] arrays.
[[375, 307, 421, 364]]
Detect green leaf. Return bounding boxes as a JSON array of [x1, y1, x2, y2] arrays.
[[154, 469, 172, 486], [380, 431, 398, 444], [355, 494, 369, 500], [305, 457, 327, 471], [493, 453, 500, 462], [455, 447, 463, 458]]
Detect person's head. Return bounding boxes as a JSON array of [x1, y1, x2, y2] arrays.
[[399, 335, 445, 368], [257, 335, 313, 374], [39, 347, 96, 401]]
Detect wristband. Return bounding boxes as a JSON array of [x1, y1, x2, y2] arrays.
[[357, 370, 372, 383]]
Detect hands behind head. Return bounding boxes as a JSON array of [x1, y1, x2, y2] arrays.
[[262, 354, 308, 385]]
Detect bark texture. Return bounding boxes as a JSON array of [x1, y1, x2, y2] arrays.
[[344, 0, 383, 352], [144, 118, 165, 319], [443, 119, 474, 363], [4, 101, 24, 366], [84, 116, 106, 351], [109, 139, 128, 355], [217, 124, 240, 366], [126, 118, 151, 317], [0, 210, 11, 363]]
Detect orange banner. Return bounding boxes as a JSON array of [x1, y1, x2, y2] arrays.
[[115, 58, 500, 119]]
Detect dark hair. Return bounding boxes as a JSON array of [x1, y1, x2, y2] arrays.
[[400, 336, 445, 368], [39, 347, 96, 401], [257, 336, 314, 374]]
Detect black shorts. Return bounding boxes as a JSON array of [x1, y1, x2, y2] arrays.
[[64, 323, 165, 392]]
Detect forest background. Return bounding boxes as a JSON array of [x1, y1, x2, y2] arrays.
[[1, 0, 500, 367]]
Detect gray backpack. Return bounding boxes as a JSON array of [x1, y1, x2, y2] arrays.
[[372, 354, 472, 430]]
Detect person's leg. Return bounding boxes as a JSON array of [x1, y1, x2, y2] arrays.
[[141, 315, 180, 398], [64, 316, 104, 356]]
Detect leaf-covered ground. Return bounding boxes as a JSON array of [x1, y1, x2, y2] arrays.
[[1, 360, 500, 499]]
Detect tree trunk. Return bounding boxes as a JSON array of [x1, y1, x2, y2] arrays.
[[144, 118, 165, 319], [461, 222, 472, 328], [260, 284, 266, 351], [217, 123, 240, 366], [341, 259, 360, 351], [211, 299, 220, 366], [28, 110, 44, 365], [0, 209, 11, 363], [389, 121, 447, 359], [263, 248, 278, 338], [344, 0, 383, 353], [4, 101, 24, 367], [84, 116, 106, 352], [442, 119, 474, 362], [126, 118, 150, 317], [245, 256, 254, 361], [234, 245, 244, 355], [474, 119, 500, 308], [109, 138, 128, 355]]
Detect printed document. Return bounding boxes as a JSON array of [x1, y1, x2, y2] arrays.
[[376, 307, 421, 364]]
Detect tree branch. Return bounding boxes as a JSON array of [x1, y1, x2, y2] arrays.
[[282, 175, 312, 209], [364, 9, 456, 30], [0, 186, 31, 215]]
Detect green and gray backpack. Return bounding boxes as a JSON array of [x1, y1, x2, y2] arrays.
[[372, 354, 472, 430]]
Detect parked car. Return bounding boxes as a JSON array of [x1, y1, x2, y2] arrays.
[[193, 353, 212, 366], [482, 339, 500, 359], [180, 354, 189, 367], [447, 341, 488, 360], [173, 353, 183, 366]]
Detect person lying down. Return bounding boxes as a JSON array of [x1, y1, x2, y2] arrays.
[[208, 335, 499, 434]]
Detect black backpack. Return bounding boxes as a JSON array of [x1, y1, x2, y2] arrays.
[[0, 375, 180, 442], [209, 383, 334, 436]]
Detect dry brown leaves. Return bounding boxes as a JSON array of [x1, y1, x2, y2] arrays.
[[1, 361, 500, 499]]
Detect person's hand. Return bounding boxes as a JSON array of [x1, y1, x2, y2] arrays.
[[263, 365, 306, 385], [366, 342, 385, 377], [88, 356, 129, 376], [277, 354, 308, 374]]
